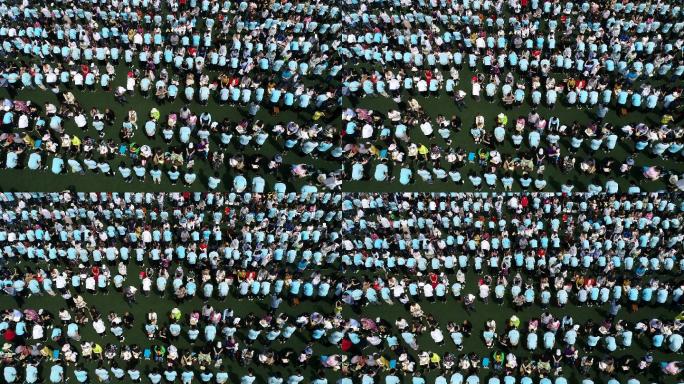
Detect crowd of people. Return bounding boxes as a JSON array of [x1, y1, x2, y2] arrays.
[[0, 192, 681, 383], [1, 0, 683, 383], [340, 0, 683, 189], [339, 193, 684, 380], [0, 0, 343, 190], [0, 192, 341, 381]]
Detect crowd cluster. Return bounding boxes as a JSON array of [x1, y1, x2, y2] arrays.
[[341, 0, 683, 190], [0, 0, 342, 190], [0, 192, 681, 384]]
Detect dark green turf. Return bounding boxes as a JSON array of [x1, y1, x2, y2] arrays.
[[0, 70, 340, 192], [339, 0, 683, 193], [1, 258, 681, 384], [341, 68, 684, 193]]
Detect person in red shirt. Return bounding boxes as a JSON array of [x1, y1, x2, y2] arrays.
[[3, 328, 16, 343], [341, 338, 352, 352], [429, 272, 439, 288]]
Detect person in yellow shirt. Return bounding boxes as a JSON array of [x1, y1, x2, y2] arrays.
[[71, 135, 82, 153], [312, 111, 325, 121], [676, 311, 684, 322], [497, 112, 508, 126], [429, 352, 441, 369], [170, 308, 182, 322], [150, 108, 161, 121], [376, 355, 389, 370], [92, 343, 104, 360], [509, 315, 521, 329], [22, 133, 35, 148], [417, 144, 429, 161], [368, 145, 380, 158]]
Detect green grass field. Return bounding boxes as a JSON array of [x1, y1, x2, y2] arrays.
[[0, 60, 340, 192], [341, 66, 684, 193], [1, 258, 681, 384]]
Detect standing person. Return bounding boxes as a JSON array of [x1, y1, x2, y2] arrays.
[[270, 294, 283, 314], [471, 77, 481, 101], [608, 300, 621, 320], [464, 293, 476, 313]]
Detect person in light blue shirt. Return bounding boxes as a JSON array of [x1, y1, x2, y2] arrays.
[[668, 333, 683, 352], [483, 171, 497, 188], [469, 172, 482, 189], [605, 178, 619, 194], [385, 373, 401, 384], [239, 369, 257, 384], [519, 173, 532, 189], [148, 371, 163, 384], [24, 363, 38, 384], [74, 367, 88, 383], [287, 371, 305, 384], [27, 152, 42, 170], [167, 166, 180, 185], [49, 365, 64, 383], [233, 174, 247, 192], [398, 167, 412, 185], [164, 369, 178, 382], [51, 156, 65, 174], [3, 366, 17, 383], [652, 333, 665, 348], [374, 163, 389, 181], [207, 173, 221, 190], [534, 176, 547, 191], [126, 368, 140, 382]]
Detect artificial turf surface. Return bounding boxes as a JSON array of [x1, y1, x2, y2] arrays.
[[1, 258, 681, 384], [341, 67, 684, 193], [0, 62, 340, 192]]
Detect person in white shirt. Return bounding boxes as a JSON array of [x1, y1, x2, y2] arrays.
[[85, 276, 96, 294], [417, 79, 428, 94], [393, 284, 405, 299], [92, 318, 106, 335], [142, 276, 152, 295], [366, 335, 382, 346], [73, 72, 83, 87], [419, 121, 433, 137], [387, 110, 401, 122], [472, 81, 481, 101], [430, 328, 445, 345], [388, 78, 400, 93], [55, 274, 67, 292], [479, 284, 490, 304], [58, 309, 71, 322], [17, 114, 28, 129], [142, 230, 152, 244], [74, 113, 87, 130], [361, 123, 374, 139], [423, 283, 434, 301], [32, 323, 44, 340]]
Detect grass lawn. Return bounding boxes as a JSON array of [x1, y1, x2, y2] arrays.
[[0, 58, 340, 192], [339, 0, 683, 194], [1, 257, 681, 384], [341, 66, 684, 193]]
